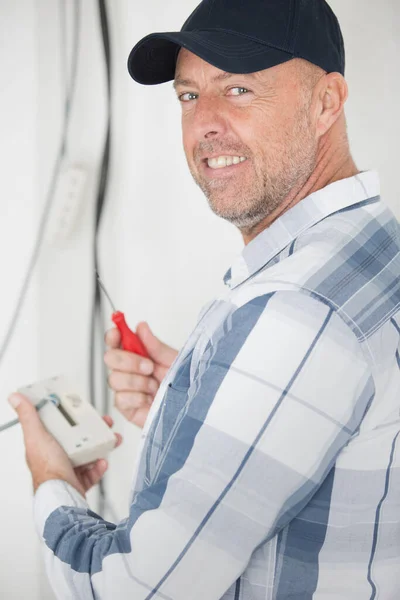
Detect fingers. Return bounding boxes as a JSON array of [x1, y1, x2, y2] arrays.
[[153, 363, 171, 385], [115, 405, 150, 429], [114, 391, 152, 412], [105, 324, 178, 376], [76, 461, 98, 473], [102, 415, 113, 428], [77, 459, 108, 489], [101, 416, 123, 448], [104, 323, 172, 427], [107, 370, 159, 396], [104, 347, 154, 376], [8, 394, 49, 443], [114, 432, 123, 448], [136, 322, 178, 367], [113, 392, 153, 426], [104, 327, 121, 349]]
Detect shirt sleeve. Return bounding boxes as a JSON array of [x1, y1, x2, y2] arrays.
[[33, 291, 374, 600]]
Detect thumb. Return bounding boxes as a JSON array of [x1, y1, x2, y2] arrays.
[[136, 322, 177, 367], [8, 394, 48, 441]]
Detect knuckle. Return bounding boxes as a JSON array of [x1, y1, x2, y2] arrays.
[[115, 392, 147, 412], [114, 392, 130, 412], [121, 372, 139, 392], [109, 372, 134, 392], [106, 350, 138, 374], [128, 373, 140, 390], [131, 394, 144, 409], [125, 353, 140, 374]]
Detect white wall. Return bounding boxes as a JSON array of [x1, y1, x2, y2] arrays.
[[336, 0, 400, 212], [0, 1, 398, 598], [0, 2, 42, 598]]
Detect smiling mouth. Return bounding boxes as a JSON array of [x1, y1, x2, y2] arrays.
[[205, 155, 248, 170]]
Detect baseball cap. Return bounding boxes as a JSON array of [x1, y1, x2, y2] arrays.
[[127, 0, 345, 85]]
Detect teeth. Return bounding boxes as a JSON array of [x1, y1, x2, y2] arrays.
[[217, 156, 226, 167], [207, 156, 247, 169]]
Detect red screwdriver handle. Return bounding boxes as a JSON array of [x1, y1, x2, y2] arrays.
[[112, 311, 149, 358]]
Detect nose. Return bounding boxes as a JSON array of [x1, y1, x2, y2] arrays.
[[190, 96, 229, 141]]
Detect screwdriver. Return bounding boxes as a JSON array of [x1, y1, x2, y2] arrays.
[[96, 272, 150, 358]]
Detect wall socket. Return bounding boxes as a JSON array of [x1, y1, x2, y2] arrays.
[[46, 164, 88, 245]]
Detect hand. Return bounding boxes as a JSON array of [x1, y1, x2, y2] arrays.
[[104, 321, 178, 428], [8, 393, 122, 497]]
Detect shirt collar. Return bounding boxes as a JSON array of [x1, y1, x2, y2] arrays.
[[224, 170, 381, 289]]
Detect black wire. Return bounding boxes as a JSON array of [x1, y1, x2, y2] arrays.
[[89, 0, 112, 411], [0, 0, 81, 370], [90, 0, 113, 516], [0, 0, 115, 519], [64, 0, 81, 146]]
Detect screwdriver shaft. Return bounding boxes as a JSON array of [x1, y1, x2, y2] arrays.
[[96, 271, 117, 312], [95, 270, 150, 358]]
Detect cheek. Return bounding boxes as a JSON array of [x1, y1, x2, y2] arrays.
[[234, 107, 283, 157], [181, 121, 195, 162], [259, 114, 296, 155]]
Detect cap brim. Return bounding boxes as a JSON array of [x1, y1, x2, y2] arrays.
[[128, 30, 293, 85]]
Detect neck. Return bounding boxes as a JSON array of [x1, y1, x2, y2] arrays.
[[242, 127, 359, 245]]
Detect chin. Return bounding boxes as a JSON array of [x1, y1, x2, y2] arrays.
[[208, 199, 259, 228]]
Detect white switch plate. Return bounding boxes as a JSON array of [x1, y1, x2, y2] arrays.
[[46, 164, 88, 245], [18, 375, 116, 467]]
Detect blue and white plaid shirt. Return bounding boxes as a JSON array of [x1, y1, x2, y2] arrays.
[[34, 170, 400, 599]]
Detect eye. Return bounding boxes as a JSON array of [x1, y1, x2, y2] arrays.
[[178, 92, 198, 103], [227, 87, 249, 96]]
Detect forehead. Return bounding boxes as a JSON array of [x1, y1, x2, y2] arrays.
[[175, 48, 229, 80]]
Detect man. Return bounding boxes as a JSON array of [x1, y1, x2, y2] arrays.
[[9, 0, 400, 598]]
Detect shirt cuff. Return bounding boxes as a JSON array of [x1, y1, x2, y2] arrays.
[[33, 480, 88, 537]]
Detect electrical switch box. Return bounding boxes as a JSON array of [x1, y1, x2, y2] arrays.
[[18, 375, 116, 467]]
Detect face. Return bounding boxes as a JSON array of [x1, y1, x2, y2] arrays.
[[174, 50, 319, 235]]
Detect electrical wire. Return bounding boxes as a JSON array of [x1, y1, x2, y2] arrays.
[[0, 398, 54, 433], [0, 0, 81, 368], [1, 0, 116, 519], [90, 0, 113, 517], [89, 0, 112, 407], [61, 0, 81, 154]]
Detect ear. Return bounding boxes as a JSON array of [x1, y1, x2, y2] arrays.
[[315, 73, 348, 138]]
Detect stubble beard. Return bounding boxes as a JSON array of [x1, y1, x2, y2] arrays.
[[189, 107, 318, 234]]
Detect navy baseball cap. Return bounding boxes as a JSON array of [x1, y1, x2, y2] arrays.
[[128, 0, 345, 85]]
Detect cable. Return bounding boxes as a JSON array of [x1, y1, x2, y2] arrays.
[[1, 2, 117, 521], [89, 0, 112, 405], [1, 0, 115, 518], [0, 0, 81, 369], [89, 0, 113, 517], [0, 397, 56, 433]]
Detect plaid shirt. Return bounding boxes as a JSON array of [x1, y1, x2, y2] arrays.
[[34, 170, 400, 599]]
